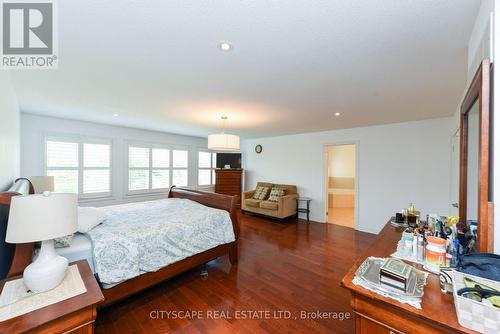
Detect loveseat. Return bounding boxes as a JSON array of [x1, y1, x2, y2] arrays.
[[241, 182, 298, 219]]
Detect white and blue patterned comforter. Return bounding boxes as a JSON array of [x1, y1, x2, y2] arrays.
[[86, 198, 235, 288]]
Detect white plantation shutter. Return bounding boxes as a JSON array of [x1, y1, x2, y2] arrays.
[[84, 144, 109, 167], [152, 148, 169, 167], [83, 170, 109, 193], [128, 147, 150, 190], [152, 148, 170, 189], [46, 138, 111, 197], [46, 141, 79, 193], [47, 141, 78, 168], [172, 150, 188, 168], [198, 151, 216, 186], [172, 150, 188, 186], [83, 143, 110, 194], [128, 146, 179, 192], [198, 152, 211, 168], [129, 147, 149, 168], [47, 169, 78, 194]]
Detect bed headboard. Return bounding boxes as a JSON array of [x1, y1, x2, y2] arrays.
[[0, 178, 35, 279], [168, 186, 240, 240]]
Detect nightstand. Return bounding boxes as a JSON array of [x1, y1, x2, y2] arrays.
[[0, 260, 103, 334]]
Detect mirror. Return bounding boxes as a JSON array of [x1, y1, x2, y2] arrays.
[[459, 58, 492, 253], [466, 100, 479, 222]]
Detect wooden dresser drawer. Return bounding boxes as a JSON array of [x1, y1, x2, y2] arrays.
[[356, 315, 403, 334], [214, 169, 243, 207]]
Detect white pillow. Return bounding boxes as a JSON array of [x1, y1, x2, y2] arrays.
[[78, 207, 106, 233]]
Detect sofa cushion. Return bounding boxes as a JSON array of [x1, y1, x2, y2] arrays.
[[274, 184, 297, 195], [245, 198, 262, 208], [256, 182, 274, 189], [253, 186, 270, 200], [268, 188, 286, 202], [260, 200, 278, 210]]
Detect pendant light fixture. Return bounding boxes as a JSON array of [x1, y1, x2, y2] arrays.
[[208, 116, 240, 151]]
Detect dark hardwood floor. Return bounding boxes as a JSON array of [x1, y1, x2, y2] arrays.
[[95, 212, 376, 334]]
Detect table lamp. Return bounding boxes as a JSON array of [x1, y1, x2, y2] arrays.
[[6, 193, 78, 292]]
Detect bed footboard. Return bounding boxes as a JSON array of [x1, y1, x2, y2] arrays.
[[99, 187, 240, 307]]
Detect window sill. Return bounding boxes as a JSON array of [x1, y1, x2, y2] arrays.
[[125, 190, 170, 198], [78, 194, 115, 203]]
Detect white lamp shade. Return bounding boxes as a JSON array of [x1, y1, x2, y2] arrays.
[[28, 176, 55, 193], [208, 133, 240, 151], [6, 193, 78, 243]]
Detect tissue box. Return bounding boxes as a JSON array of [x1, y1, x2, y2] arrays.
[[380, 258, 411, 292]]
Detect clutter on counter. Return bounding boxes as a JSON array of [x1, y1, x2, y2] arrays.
[[391, 203, 476, 274]]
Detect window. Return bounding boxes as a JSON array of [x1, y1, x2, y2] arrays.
[[172, 149, 188, 187], [198, 151, 217, 186], [127, 145, 188, 192], [45, 138, 111, 197]]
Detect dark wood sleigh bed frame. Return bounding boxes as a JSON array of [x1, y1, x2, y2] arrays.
[[0, 180, 239, 308]]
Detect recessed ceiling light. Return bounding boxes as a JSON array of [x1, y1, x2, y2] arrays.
[[218, 41, 233, 52], [335, 112, 341, 116], [113, 113, 119, 117]]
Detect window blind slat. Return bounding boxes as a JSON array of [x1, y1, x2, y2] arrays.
[[198, 170, 211, 186], [198, 152, 211, 168], [152, 148, 169, 168], [47, 170, 78, 193], [84, 144, 110, 167], [172, 169, 188, 187], [152, 169, 169, 189], [46, 139, 111, 196], [47, 141, 78, 167], [129, 147, 149, 168], [173, 150, 188, 168], [83, 169, 110, 194], [129, 170, 149, 190]]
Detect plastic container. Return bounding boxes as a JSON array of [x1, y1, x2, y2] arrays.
[[425, 236, 446, 273], [452, 270, 500, 333]]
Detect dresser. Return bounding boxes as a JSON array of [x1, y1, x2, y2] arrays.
[[215, 169, 243, 206], [341, 220, 476, 334]]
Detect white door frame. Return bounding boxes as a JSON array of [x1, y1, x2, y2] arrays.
[[322, 141, 360, 229]]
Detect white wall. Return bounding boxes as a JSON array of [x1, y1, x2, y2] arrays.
[[21, 114, 210, 206], [242, 117, 453, 234], [327, 145, 356, 178], [0, 73, 20, 191], [447, 1, 494, 212], [468, 0, 494, 76]]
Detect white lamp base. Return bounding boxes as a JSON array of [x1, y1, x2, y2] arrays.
[[23, 239, 68, 293]]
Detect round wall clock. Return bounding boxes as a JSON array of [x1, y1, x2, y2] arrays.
[[255, 145, 263, 154]]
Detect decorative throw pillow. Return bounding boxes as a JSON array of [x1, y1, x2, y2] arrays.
[[78, 206, 106, 233], [253, 186, 270, 200], [268, 188, 286, 202], [54, 234, 73, 248]]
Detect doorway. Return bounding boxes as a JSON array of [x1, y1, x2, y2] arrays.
[[325, 144, 357, 228]]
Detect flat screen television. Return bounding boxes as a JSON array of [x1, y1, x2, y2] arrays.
[[216, 153, 241, 169]]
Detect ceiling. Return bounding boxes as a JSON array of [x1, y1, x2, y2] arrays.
[[11, 0, 480, 138]]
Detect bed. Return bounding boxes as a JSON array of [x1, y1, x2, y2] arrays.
[[55, 233, 96, 273], [1, 181, 239, 307]]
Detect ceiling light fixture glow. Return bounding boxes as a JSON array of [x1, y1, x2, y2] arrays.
[[335, 112, 341, 116], [208, 116, 240, 151], [218, 41, 233, 52], [113, 113, 119, 117]]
